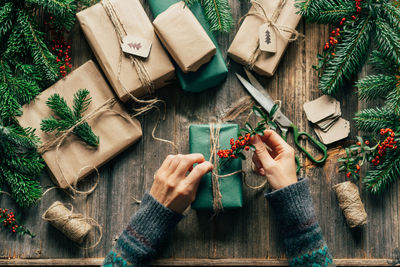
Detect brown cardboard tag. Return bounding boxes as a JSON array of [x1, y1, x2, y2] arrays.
[[121, 35, 152, 58], [259, 24, 276, 53], [303, 95, 338, 124], [314, 118, 350, 145]]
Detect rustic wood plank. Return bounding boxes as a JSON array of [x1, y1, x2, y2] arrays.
[[1, 0, 399, 264]]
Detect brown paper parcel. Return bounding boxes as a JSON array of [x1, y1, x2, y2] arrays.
[[17, 60, 143, 189], [77, 0, 175, 102], [227, 0, 301, 77], [153, 1, 216, 73]]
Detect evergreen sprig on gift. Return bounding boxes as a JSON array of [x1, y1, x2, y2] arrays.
[[296, 0, 400, 95], [186, 0, 234, 33], [339, 49, 400, 194], [41, 89, 100, 147], [0, 122, 43, 208]]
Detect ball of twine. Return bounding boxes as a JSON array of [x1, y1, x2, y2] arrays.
[[333, 181, 367, 228], [42, 201, 99, 245]]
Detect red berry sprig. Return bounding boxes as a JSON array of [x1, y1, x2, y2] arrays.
[[46, 16, 73, 78], [0, 208, 35, 238], [372, 128, 398, 165], [216, 105, 278, 164], [217, 133, 252, 159]]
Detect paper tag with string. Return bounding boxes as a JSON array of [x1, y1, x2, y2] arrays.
[[259, 23, 277, 53], [121, 35, 152, 58]]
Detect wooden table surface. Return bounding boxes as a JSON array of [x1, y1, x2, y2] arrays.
[[1, 0, 399, 266]]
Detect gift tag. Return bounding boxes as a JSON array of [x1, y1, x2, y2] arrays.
[[314, 118, 350, 145], [259, 24, 277, 53], [303, 95, 338, 124], [121, 35, 152, 58]]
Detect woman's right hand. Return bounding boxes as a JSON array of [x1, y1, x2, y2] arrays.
[[251, 130, 297, 190]]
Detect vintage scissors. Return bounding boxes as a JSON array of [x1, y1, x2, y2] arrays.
[[236, 69, 328, 173]]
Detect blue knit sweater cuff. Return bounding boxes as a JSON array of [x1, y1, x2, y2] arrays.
[[265, 178, 316, 230], [128, 193, 183, 246]]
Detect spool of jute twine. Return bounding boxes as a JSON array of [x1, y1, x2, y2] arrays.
[[333, 181, 367, 228], [42, 201, 102, 247]]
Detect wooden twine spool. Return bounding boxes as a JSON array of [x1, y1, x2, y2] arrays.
[[333, 181, 367, 228], [42, 201, 93, 244]]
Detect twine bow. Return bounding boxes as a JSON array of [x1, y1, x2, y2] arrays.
[[243, 0, 302, 69]]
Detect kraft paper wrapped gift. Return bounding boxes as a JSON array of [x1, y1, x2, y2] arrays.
[[153, 1, 216, 73], [17, 61, 143, 189], [77, 0, 175, 102], [189, 124, 243, 210], [148, 0, 228, 92], [228, 0, 301, 77]]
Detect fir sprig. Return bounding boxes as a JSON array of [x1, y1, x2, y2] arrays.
[[186, 0, 234, 33], [296, 0, 400, 95], [41, 89, 100, 148]]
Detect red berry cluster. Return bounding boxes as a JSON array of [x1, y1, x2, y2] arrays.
[[46, 16, 73, 78], [0, 208, 34, 237], [372, 128, 398, 165], [217, 133, 251, 159], [324, 28, 340, 55]]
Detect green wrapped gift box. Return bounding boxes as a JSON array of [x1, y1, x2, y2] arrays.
[[148, 0, 228, 93], [189, 124, 243, 210]]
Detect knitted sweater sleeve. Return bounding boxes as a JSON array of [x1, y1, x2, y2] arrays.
[[265, 178, 335, 267], [103, 193, 183, 267]]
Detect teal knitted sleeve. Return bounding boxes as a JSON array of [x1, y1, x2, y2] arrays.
[[265, 178, 335, 267], [103, 193, 183, 267]]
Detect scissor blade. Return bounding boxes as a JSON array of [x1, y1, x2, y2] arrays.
[[236, 73, 293, 128], [244, 68, 265, 93], [235, 73, 276, 114]]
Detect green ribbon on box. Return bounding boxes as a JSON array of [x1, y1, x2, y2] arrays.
[[189, 124, 243, 210], [148, 0, 228, 93]]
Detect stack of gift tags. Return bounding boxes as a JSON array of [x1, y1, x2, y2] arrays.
[[303, 95, 350, 145]]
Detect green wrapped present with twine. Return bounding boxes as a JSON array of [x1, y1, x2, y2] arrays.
[[147, 0, 228, 93], [189, 124, 243, 211]]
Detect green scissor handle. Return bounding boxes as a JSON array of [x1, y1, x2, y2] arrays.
[[282, 123, 328, 173]]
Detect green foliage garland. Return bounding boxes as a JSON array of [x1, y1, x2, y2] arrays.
[[0, 0, 86, 208], [296, 0, 400, 95]]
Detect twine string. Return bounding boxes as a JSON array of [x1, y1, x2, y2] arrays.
[[42, 201, 103, 249], [209, 124, 224, 212], [333, 181, 367, 228], [241, 0, 302, 69], [101, 0, 154, 95], [101, 0, 177, 150]]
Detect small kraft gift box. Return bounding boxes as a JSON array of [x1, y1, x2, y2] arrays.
[[17, 60, 142, 189], [228, 0, 301, 77], [77, 0, 175, 102], [153, 1, 216, 73], [189, 124, 243, 211], [148, 0, 228, 93]]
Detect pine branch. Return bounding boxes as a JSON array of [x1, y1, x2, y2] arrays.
[[375, 18, 400, 68], [363, 151, 400, 194], [17, 10, 59, 83], [0, 2, 14, 38], [382, 2, 400, 34], [41, 89, 100, 147], [354, 107, 399, 132], [296, 0, 356, 24], [25, 0, 76, 18], [202, 0, 234, 33], [319, 16, 373, 95], [369, 50, 400, 74], [357, 74, 397, 101]]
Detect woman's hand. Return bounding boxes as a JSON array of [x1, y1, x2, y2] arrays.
[[150, 154, 213, 213], [251, 130, 297, 190]]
